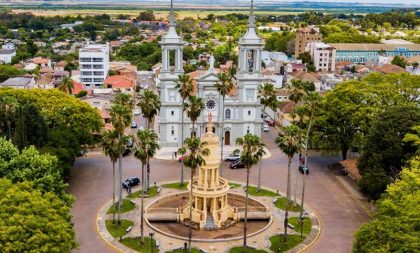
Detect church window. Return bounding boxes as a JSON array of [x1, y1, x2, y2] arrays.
[[206, 99, 216, 110], [247, 50, 255, 72], [171, 110, 174, 116], [247, 126, 250, 134], [171, 126, 175, 136], [248, 110, 251, 116], [225, 109, 231, 119]]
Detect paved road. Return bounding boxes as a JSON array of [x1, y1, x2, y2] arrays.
[[69, 127, 370, 253]]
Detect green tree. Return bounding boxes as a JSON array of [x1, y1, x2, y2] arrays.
[[391, 55, 407, 68], [184, 96, 205, 138], [178, 137, 210, 253], [214, 71, 234, 177], [137, 10, 155, 21], [134, 129, 159, 244], [57, 76, 74, 94], [0, 65, 25, 82], [236, 134, 265, 252], [0, 178, 76, 252], [353, 157, 420, 253], [275, 125, 304, 242], [175, 74, 194, 185]]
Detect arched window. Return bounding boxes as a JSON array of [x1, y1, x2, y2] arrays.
[[225, 109, 231, 119]]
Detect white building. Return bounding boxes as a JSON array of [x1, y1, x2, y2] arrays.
[[79, 44, 110, 89], [0, 42, 16, 63], [306, 42, 336, 72]]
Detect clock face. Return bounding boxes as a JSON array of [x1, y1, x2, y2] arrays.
[[206, 99, 216, 110]]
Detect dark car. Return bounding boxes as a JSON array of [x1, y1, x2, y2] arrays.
[[122, 177, 140, 189], [267, 120, 275, 127], [123, 148, 131, 157], [230, 160, 246, 169], [298, 165, 309, 174]]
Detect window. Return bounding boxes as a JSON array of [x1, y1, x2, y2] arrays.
[[225, 109, 231, 119], [80, 57, 91, 62], [81, 71, 92, 76], [171, 126, 175, 136], [206, 99, 216, 110], [171, 111, 174, 116], [81, 78, 92, 82], [93, 64, 103, 69], [248, 110, 251, 116], [94, 78, 103, 82], [81, 64, 92, 69], [94, 71, 104, 76], [92, 58, 103, 62], [247, 126, 250, 134]]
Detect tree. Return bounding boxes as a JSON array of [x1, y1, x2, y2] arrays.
[[0, 65, 25, 82], [114, 93, 135, 110], [137, 89, 160, 189], [57, 76, 74, 94], [134, 129, 159, 244], [391, 55, 407, 68], [184, 96, 205, 138], [214, 71, 234, 177], [275, 125, 304, 242], [101, 130, 121, 223], [0, 95, 18, 139], [352, 157, 420, 253], [137, 10, 155, 21], [236, 134, 265, 252], [175, 74, 194, 185], [288, 79, 315, 104], [26, 39, 38, 56], [178, 137, 210, 253], [357, 105, 420, 200], [109, 103, 132, 224], [0, 178, 76, 252]]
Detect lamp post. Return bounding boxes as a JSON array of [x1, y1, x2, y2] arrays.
[[149, 232, 154, 253]]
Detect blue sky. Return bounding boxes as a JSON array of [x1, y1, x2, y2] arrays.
[[288, 0, 418, 4]]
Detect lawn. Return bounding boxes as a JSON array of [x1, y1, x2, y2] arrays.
[[269, 234, 306, 253], [229, 247, 268, 253], [107, 199, 136, 214], [105, 219, 134, 238], [162, 182, 188, 190], [246, 186, 279, 197], [128, 186, 159, 199], [165, 248, 201, 253], [288, 217, 312, 235], [229, 182, 242, 188], [120, 237, 159, 253], [274, 197, 302, 212]]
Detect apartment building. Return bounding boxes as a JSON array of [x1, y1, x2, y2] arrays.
[[79, 44, 110, 89], [294, 27, 323, 58], [306, 42, 336, 72]]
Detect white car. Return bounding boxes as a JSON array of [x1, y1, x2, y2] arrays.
[[263, 125, 270, 132], [133, 109, 141, 116]]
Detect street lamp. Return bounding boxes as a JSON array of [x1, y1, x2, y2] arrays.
[[149, 232, 154, 253]]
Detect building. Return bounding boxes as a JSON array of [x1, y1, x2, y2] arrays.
[[103, 75, 135, 94], [0, 76, 35, 89], [294, 27, 322, 58], [158, 0, 264, 147], [306, 42, 336, 72], [331, 43, 420, 64], [0, 49, 16, 64], [32, 57, 51, 68], [79, 44, 110, 89]]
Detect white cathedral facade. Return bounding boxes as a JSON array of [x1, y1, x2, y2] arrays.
[[158, 0, 264, 148]]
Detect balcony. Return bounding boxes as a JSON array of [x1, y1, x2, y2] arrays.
[[191, 178, 229, 193]]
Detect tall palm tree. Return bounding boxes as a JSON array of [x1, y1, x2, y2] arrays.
[[178, 137, 210, 253], [257, 83, 278, 190], [137, 89, 161, 190], [183, 96, 205, 138], [0, 96, 18, 139], [236, 134, 265, 253], [214, 71, 234, 177], [275, 125, 304, 242], [288, 79, 314, 104], [57, 76, 74, 94], [101, 130, 120, 224], [109, 104, 132, 224], [134, 129, 159, 244], [175, 74, 193, 185], [114, 93, 135, 110]]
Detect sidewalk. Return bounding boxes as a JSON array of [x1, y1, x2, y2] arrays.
[[155, 146, 272, 160]]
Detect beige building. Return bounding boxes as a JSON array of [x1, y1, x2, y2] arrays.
[[294, 27, 322, 58], [306, 42, 336, 72]]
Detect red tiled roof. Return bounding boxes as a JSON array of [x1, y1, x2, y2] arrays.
[[375, 64, 406, 74], [32, 57, 50, 64], [104, 75, 135, 88], [72, 80, 84, 95]]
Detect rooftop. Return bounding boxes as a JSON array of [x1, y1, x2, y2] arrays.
[[330, 43, 420, 51]]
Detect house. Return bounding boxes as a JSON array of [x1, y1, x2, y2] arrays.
[[0, 49, 16, 64], [198, 53, 211, 62], [373, 64, 406, 74], [52, 70, 70, 87], [23, 63, 38, 71], [287, 63, 307, 73], [290, 70, 322, 91], [32, 57, 51, 67], [79, 44, 110, 89], [306, 42, 336, 72], [0, 76, 35, 89], [275, 101, 296, 127], [55, 61, 68, 71], [103, 75, 135, 94], [35, 73, 54, 89]]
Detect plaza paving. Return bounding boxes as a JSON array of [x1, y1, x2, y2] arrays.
[[69, 127, 371, 253]]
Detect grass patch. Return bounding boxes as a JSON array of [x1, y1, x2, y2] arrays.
[[107, 199, 135, 214], [229, 247, 268, 253], [128, 186, 159, 199], [274, 197, 302, 212], [246, 186, 279, 197], [105, 219, 134, 238], [165, 248, 201, 253], [269, 234, 306, 253], [289, 217, 312, 235], [120, 237, 159, 253], [229, 182, 242, 188], [162, 182, 188, 190]]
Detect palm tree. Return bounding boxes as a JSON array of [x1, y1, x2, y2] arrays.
[[109, 104, 132, 224], [288, 79, 314, 104], [183, 96, 205, 138], [0, 96, 18, 139], [214, 71, 234, 177], [101, 130, 120, 224], [57, 76, 74, 94], [175, 74, 193, 185], [236, 134, 265, 253], [134, 129, 159, 244], [114, 93, 135, 110], [178, 137, 210, 253], [137, 89, 161, 190], [275, 125, 304, 242], [257, 83, 278, 190]]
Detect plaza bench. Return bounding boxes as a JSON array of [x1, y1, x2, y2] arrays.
[[157, 187, 161, 194], [125, 226, 133, 233], [272, 197, 278, 203], [130, 200, 136, 205], [287, 223, 295, 229]]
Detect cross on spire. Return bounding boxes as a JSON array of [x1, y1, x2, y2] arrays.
[[248, 0, 255, 28], [169, 0, 176, 27]]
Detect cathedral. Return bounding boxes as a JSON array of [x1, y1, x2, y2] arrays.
[[158, 0, 264, 148]]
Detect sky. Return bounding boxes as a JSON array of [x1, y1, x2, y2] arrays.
[[286, 0, 418, 4]]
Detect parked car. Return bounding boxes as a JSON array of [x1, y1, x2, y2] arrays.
[[298, 165, 309, 174], [263, 125, 270, 132], [267, 120, 275, 127], [122, 177, 140, 189], [123, 148, 131, 156], [264, 116, 271, 122], [133, 109, 141, 116], [230, 160, 246, 169], [225, 153, 240, 162], [131, 121, 137, 128]]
